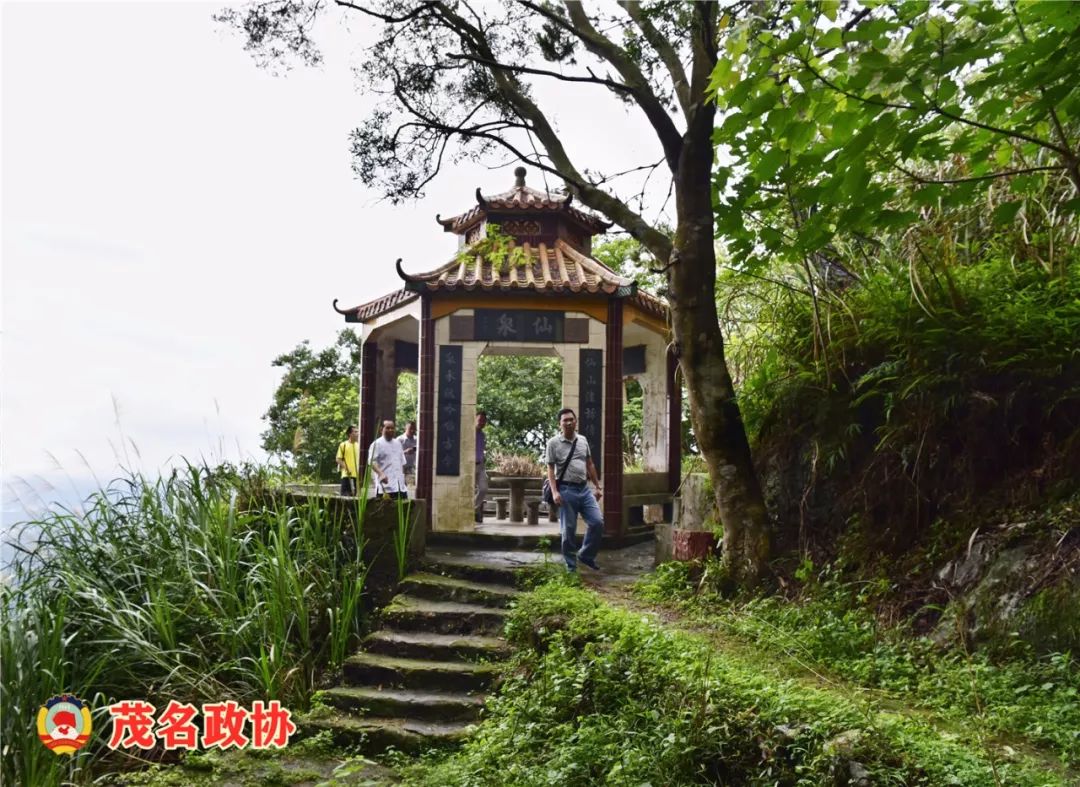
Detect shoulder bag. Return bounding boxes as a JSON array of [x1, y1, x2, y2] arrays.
[[542, 437, 578, 505]]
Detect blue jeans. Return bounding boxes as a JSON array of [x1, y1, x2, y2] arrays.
[[557, 482, 603, 570]]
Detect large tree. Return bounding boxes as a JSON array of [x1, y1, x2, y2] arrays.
[[222, 0, 771, 582]]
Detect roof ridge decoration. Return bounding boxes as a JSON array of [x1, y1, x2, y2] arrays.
[[435, 167, 612, 235]]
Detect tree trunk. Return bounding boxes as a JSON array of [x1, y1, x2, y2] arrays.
[[669, 87, 770, 586]]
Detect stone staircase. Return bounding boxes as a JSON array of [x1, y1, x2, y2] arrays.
[[305, 555, 522, 754]]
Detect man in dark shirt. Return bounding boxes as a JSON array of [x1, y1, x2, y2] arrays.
[[474, 411, 487, 523]]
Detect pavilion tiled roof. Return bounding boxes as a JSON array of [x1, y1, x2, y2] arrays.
[[436, 180, 611, 235], [332, 288, 418, 323], [399, 238, 630, 294], [333, 242, 668, 324]]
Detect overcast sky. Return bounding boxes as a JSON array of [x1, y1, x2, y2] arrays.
[[1, 1, 667, 520]]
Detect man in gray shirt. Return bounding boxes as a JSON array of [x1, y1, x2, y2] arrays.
[[545, 407, 603, 571], [398, 420, 417, 486]]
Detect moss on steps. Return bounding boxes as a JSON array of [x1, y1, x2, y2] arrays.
[[398, 572, 519, 607], [321, 686, 485, 722], [360, 630, 510, 661], [379, 595, 510, 636], [342, 652, 499, 691]]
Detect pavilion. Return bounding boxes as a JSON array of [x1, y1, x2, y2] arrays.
[[333, 168, 679, 539]]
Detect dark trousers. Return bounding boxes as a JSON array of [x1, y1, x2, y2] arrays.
[[340, 477, 357, 496]]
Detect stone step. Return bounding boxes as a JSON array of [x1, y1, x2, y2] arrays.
[[427, 531, 561, 551], [620, 528, 657, 547], [321, 686, 485, 722], [361, 629, 511, 661], [380, 595, 510, 636], [400, 572, 520, 607], [304, 712, 473, 754], [343, 652, 499, 692], [422, 550, 546, 585]]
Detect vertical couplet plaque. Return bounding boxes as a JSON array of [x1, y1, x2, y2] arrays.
[[436, 346, 463, 476], [578, 349, 603, 471]]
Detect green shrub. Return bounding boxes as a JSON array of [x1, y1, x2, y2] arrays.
[[635, 564, 1080, 769], [402, 583, 1063, 786]]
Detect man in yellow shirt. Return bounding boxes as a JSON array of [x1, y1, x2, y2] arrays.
[[336, 425, 360, 496]]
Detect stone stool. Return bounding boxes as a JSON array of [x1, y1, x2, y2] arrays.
[[546, 502, 559, 522], [525, 499, 541, 525], [495, 497, 509, 520]]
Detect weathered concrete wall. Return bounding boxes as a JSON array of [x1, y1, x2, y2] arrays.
[[632, 332, 671, 473], [674, 473, 717, 530], [656, 473, 719, 563], [655, 522, 674, 563]]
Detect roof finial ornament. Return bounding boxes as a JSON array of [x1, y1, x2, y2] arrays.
[[514, 165, 527, 188]]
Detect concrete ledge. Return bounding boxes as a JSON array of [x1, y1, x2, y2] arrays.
[[655, 522, 718, 562]]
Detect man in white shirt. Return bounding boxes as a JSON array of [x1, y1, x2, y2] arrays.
[[368, 420, 408, 498]]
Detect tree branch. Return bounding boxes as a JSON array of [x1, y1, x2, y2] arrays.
[[433, 2, 674, 260], [893, 161, 1066, 185], [336, 0, 675, 260], [446, 52, 634, 94], [619, 1, 691, 117], [516, 0, 684, 173], [335, 0, 437, 24]]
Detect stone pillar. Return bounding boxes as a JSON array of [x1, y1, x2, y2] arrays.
[[639, 336, 670, 472], [667, 348, 681, 495], [373, 336, 398, 428], [417, 295, 435, 528], [603, 299, 624, 537], [358, 340, 378, 482]]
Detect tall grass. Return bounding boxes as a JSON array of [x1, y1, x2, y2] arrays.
[[392, 496, 415, 581], [0, 462, 370, 786]]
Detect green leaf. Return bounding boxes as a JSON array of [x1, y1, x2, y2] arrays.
[[744, 88, 779, 118], [754, 147, 787, 182], [818, 27, 842, 50], [937, 79, 958, 104], [911, 184, 943, 207], [830, 111, 861, 142], [992, 201, 1023, 225], [876, 209, 917, 229], [785, 121, 817, 152]]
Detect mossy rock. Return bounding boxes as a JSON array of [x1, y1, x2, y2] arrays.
[[1015, 577, 1080, 653]]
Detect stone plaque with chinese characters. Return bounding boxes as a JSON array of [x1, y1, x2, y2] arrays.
[[578, 349, 603, 471], [436, 346, 463, 476], [474, 309, 565, 343]]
